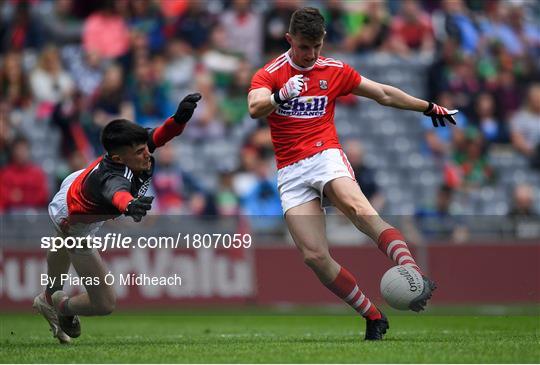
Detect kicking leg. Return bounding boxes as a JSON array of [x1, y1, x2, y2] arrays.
[[285, 199, 388, 339], [324, 177, 436, 311]]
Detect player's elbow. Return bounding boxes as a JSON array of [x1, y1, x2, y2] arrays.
[[376, 94, 393, 107], [248, 104, 263, 119], [375, 85, 394, 106]]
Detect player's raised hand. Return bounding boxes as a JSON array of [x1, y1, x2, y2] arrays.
[[272, 75, 304, 105], [424, 102, 458, 127], [125, 196, 154, 222], [173, 93, 202, 124]]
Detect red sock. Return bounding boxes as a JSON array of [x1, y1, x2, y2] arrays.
[[377, 228, 422, 274], [326, 267, 382, 320]]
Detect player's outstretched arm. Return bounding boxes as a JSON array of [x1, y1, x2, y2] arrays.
[[352, 77, 458, 127], [148, 93, 202, 152]]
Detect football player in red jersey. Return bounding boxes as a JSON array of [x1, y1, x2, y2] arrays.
[[33, 94, 202, 343], [248, 8, 456, 340]]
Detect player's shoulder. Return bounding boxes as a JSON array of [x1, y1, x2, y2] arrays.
[[98, 156, 134, 181], [260, 52, 289, 74], [315, 55, 346, 69]]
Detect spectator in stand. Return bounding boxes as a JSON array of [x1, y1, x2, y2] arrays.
[[473, 92, 508, 144], [30, 45, 74, 106], [220, 0, 262, 66], [82, 0, 130, 59], [389, 0, 434, 55], [506, 4, 540, 59], [51, 90, 94, 162], [339, 0, 392, 54], [40, 0, 82, 47], [435, 0, 480, 54], [164, 38, 196, 97], [447, 55, 481, 116], [262, 0, 299, 57], [0, 50, 32, 110], [183, 70, 224, 141], [92, 64, 134, 129], [0, 102, 15, 167], [508, 183, 538, 217], [427, 39, 460, 101], [119, 28, 152, 74], [240, 155, 282, 234], [320, 0, 349, 51], [128, 57, 172, 127], [416, 184, 455, 218], [507, 183, 540, 239], [219, 60, 252, 128], [152, 143, 206, 214], [343, 139, 385, 212], [201, 25, 243, 90], [63, 48, 106, 97], [494, 70, 523, 122], [413, 183, 469, 242], [479, 2, 540, 58], [511, 83, 540, 169], [0, 1, 44, 52], [0, 136, 48, 213], [173, 0, 216, 51], [215, 170, 240, 216], [452, 127, 495, 189], [128, 0, 166, 53]]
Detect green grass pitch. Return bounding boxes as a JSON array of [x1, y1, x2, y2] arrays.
[[1, 308, 539, 363]]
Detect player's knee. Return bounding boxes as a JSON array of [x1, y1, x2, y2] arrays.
[[92, 293, 116, 315], [303, 250, 331, 270], [94, 299, 116, 315], [343, 198, 373, 218]]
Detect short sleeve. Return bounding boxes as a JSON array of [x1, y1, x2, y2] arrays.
[[338, 63, 362, 96], [249, 68, 274, 93]]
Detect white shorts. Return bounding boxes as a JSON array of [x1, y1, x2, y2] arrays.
[[48, 169, 104, 237], [277, 148, 355, 214]]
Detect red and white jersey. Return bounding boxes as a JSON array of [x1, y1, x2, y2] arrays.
[[250, 51, 361, 168]]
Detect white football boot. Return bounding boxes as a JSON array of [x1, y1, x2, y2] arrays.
[[33, 292, 71, 344]]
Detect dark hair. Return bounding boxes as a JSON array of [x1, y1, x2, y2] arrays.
[[101, 119, 148, 154], [289, 7, 325, 41]]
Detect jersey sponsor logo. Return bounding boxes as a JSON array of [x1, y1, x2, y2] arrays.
[[137, 177, 151, 197], [276, 95, 328, 118]]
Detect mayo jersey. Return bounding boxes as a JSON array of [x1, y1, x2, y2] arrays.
[[250, 51, 361, 168]]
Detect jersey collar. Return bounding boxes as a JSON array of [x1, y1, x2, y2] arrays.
[[286, 50, 318, 71]]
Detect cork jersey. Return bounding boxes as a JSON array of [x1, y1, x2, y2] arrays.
[[250, 51, 361, 168]]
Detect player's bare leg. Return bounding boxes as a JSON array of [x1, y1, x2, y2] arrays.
[[285, 199, 339, 283], [61, 249, 116, 316], [323, 177, 391, 240], [51, 249, 115, 338], [33, 246, 72, 343], [324, 176, 437, 311], [285, 199, 388, 340]]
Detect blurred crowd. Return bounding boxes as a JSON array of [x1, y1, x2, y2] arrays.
[[1, 0, 539, 240]]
